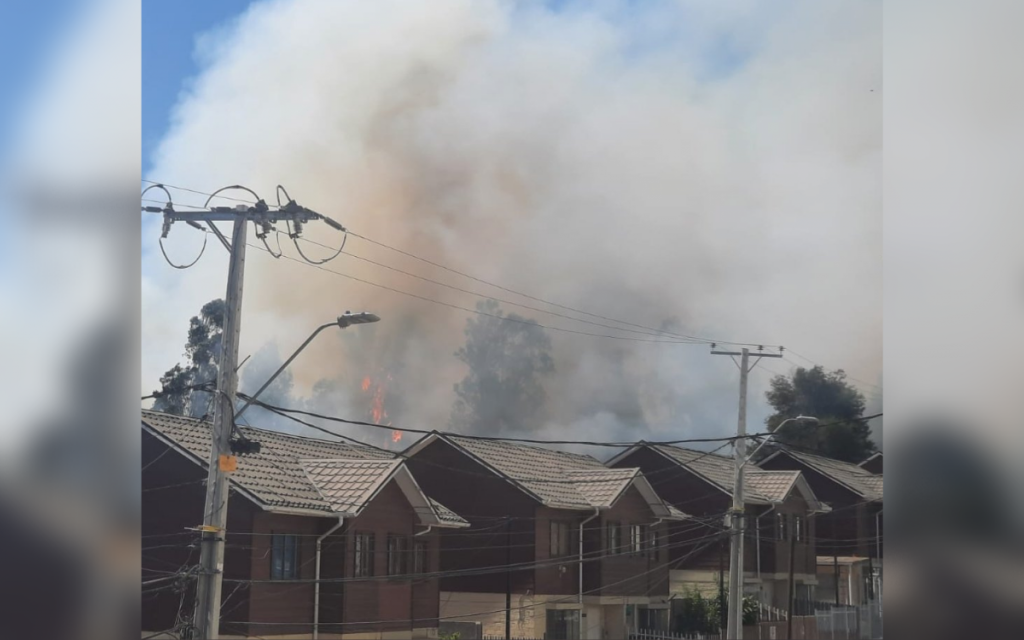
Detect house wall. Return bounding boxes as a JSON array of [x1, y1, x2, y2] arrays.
[[142, 431, 255, 635], [404, 438, 540, 595], [591, 486, 669, 598], [758, 455, 882, 559], [142, 429, 444, 640]]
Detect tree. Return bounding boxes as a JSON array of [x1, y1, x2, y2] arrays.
[[450, 300, 554, 435], [764, 365, 876, 462], [151, 299, 225, 417]]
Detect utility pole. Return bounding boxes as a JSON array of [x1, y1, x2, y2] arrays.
[[193, 212, 247, 640], [786, 518, 796, 640], [711, 345, 783, 640], [145, 187, 344, 640], [505, 517, 512, 640]]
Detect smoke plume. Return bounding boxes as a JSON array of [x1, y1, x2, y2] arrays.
[[142, 0, 881, 449]]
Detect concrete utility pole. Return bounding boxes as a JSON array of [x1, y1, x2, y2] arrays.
[[146, 188, 345, 640], [711, 346, 782, 640]]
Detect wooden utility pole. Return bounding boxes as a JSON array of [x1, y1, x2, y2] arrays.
[[147, 188, 343, 640], [787, 518, 796, 640], [505, 517, 512, 640], [711, 345, 782, 639]]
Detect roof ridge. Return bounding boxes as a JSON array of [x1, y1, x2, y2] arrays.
[[142, 409, 388, 450]]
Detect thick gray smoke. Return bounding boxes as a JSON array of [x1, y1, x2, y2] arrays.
[[142, 0, 881, 450]]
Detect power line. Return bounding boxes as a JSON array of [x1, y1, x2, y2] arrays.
[[241, 393, 776, 449], [144, 178, 776, 348], [289, 231, 707, 342], [245, 240, 708, 344]]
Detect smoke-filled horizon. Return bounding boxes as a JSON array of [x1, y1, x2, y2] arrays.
[[141, 0, 881, 451]]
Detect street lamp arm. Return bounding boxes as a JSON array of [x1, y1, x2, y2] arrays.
[[741, 415, 819, 469], [234, 322, 337, 420]]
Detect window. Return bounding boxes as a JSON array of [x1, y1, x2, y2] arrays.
[[270, 534, 299, 580], [629, 524, 647, 555], [387, 535, 409, 576], [794, 516, 804, 542], [606, 522, 621, 555], [647, 527, 659, 559], [777, 514, 788, 541], [550, 521, 571, 557], [354, 532, 375, 577], [546, 609, 581, 640], [413, 540, 428, 574]]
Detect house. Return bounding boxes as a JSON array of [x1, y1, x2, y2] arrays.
[[859, 452, 883, 475], [402, 433, 686, 640], [814, 556, 874, 606], [757, 448, 883, 603], [606, 443, 828, 614], [141, 410, 468, 639]]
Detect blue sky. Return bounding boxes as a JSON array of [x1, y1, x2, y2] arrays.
[[142, 0, 253, 175]]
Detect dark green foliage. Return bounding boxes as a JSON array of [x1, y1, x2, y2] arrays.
[[672, 589, 758, 633], [764, 366, 876, 463], [450, 299, 554, 435], [151, 299, 225, 417]]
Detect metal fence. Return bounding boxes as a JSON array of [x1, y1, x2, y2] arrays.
[[632, 629, 723, 640], [813, 603, 882, 640]]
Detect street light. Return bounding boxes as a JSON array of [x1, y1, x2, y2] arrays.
[[742, 415, 819, 467], [234, 311, 380, 420]]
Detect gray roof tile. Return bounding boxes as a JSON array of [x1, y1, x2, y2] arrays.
[[776, 449, 883, 501], [142, 411, 471, 526], [446, 435, 610, 509]]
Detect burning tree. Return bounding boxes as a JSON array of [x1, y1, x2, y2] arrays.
[[450, 299, 554, 435], [360, 372, 403, 447]]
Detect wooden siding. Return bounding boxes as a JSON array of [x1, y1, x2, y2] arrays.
[[758, 455, 881, 559], [404, 438, 540, 595], [611, 447, 819, 579], [142, 430, 255, 635], [142, 429, 444, 638]]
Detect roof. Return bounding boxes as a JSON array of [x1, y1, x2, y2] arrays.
[[745, 470, 801, 503], [405, 433, 681, 517], [301, 459, 403, 514], [763, 449, 884, 502], [142, 410, 468, 526], [565, 468, 641, 508], [441, 435, 610, 510], [608, 443, 827, 510]]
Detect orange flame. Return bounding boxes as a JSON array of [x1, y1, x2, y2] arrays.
[[392, 430, 402, 443], [361, 376, 372, 392]]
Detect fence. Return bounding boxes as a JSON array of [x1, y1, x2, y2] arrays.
[[814, 603, 882, 640], [632, 629, 722, 640]]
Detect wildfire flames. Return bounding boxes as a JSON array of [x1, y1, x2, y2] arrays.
[[361, 373, 402, 447]]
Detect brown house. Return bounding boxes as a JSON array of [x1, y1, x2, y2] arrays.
[[606, 444, 828, 612], [402, 433, 685, 640], [758, 448, 883, 603], [141, 410, 468, 639]]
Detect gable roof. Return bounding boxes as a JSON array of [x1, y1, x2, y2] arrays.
[[608, 443, 827, 510], [142, 410, 468, 526], [403, 433, 682, 518], [761, 448, 883, 502]]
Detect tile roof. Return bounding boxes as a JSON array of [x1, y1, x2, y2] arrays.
[[774, 449, 884, 501], [648, 445, 779, 503], [564, 468, 640, 508], [143, 409, 390, 514], [745, 470, 801, 503], [445, 435, 612, 510], [302, 459, 403, 515], [429, 497, 469, 527], [142, 410, 468, 526]]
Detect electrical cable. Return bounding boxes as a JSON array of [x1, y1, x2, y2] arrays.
[[143, 179, 776, 348], [143, 183, 208, 270], [289, 231, 708, 342], [275, 184, 349, 265]]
